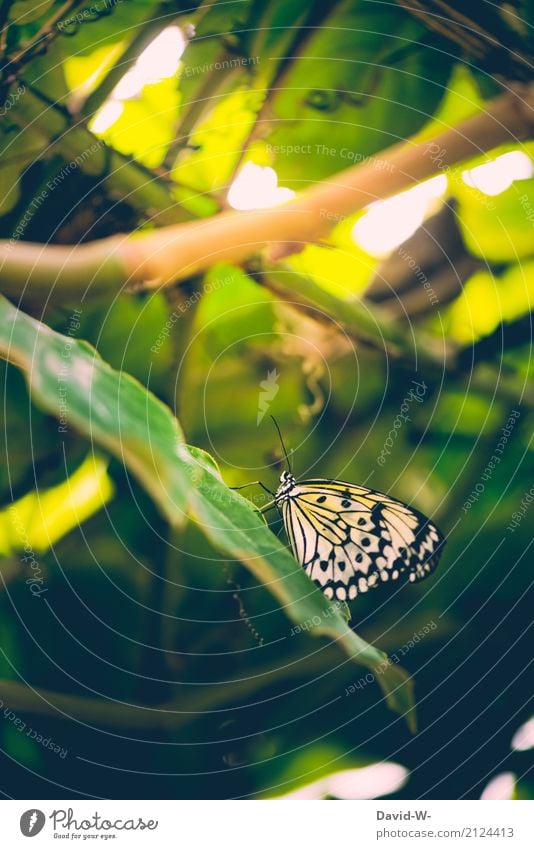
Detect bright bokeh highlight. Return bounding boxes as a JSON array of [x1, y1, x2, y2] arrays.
[[0, 454, 114, 556], [91, 100, 124, 134], [227, 162, 296, 210], [278, 761, 409, 800], [352, 175, 447, 256], [480, 772, 516, 800], [511, 716, 534, 751], [91, 26, 186, 133], [462, 151, 533, 196]]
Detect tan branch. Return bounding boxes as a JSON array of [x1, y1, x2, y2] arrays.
[[1, 84, 533, 300]]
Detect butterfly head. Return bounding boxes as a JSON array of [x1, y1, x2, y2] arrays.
[[275, 470, 296, 503]]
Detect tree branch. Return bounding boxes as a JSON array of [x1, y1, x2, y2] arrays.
[[1, 83, 534, 299], [10, 85, 191, 226]]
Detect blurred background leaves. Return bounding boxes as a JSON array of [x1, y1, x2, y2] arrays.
[[0, 0, 532, 800]]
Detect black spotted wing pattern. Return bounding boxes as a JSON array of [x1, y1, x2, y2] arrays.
[[281, 480, 444, 601]]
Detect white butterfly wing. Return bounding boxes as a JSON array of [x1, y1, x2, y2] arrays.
[[281, 479, 444, 601]]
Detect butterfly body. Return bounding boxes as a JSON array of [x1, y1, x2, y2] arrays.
[[274, 472, 444, 601]]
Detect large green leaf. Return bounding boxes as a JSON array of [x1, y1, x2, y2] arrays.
[[0, 295, 189, 522], [0, 295, 415, 726], [263, 1, 453, 187]]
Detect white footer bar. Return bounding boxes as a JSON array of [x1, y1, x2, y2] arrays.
[[1, 799, 532, 847]]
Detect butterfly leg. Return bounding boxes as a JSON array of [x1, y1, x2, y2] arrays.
[[230, 481, 276, 512], [231, 481, 274, 495]]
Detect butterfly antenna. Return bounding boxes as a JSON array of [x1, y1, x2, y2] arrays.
[[270, 415, 292, 473]]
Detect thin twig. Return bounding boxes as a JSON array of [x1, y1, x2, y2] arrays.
[[8, 0, 87, 70], [79, 3, 177, 119]]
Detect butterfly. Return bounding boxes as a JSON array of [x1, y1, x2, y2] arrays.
[[253, 421, 445, 602], [270, 470, 444, 601]]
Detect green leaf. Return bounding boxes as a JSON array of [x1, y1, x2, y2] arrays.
[[0, 295, 415, 726], [0, 296, 189, 523], [178, 0, 251, 109], [263, 2, 452, 187], [82, 291, 175, 391]]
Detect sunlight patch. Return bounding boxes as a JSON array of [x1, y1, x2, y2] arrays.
[[462, 151, 533, 196], [352, 175, 447, 256], [228, 162, 296, 210]]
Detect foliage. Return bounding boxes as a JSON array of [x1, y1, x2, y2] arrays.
[[0, 0, 532, 800]]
